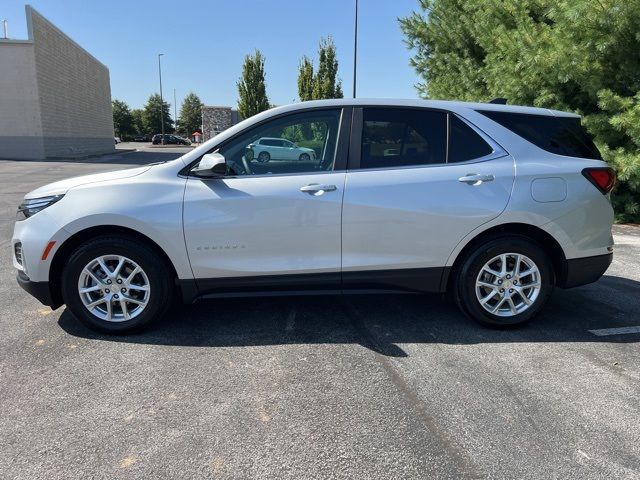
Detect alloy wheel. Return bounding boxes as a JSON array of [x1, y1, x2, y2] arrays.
[[77, 255, 150, 322], [475, 253, 541, 317]]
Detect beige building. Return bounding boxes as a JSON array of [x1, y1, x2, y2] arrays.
[[0, 6, 114, 160]]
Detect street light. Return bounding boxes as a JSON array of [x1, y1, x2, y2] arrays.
[[158, 53, 165, 145], [353, 0, 358, 98]]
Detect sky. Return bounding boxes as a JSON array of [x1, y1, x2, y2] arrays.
[[2, 0, 423, 112]]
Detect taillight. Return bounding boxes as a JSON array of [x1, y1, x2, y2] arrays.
[[582, 167, 616, 194]]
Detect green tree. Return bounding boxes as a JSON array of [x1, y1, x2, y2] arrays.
[[400, 0, 640, 221], [178, 92, 203, 136], [313, 36, 343, 100], [112, 99, 134, 137], [131, 109, 145, 134], [297, 37, 344, 102], [142, 93, 174, 135], [298, 56, 315, 102], [237, 50, 270, 119]]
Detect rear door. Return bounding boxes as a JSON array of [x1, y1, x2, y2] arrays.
[[341, 107, 515, 291]]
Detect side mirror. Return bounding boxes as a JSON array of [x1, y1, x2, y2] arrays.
[[192, 152, 226, 178]]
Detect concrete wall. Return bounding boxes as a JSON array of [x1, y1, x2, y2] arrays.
[[29, 7, 114, 158], [0, 40, 44, 159], [0, 6, 114, 160]]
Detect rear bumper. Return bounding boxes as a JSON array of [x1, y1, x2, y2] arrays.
[[16, 270, 60, 308], [558, 253, 612, 288]]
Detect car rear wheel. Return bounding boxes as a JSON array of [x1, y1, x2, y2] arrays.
[[454, 236, 554, 327], [61, 236, 173, 333], [299, 153, 311, 162], [258, 151, 270, 163]]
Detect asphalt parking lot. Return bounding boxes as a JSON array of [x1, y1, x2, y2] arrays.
[[1, 150, 639, 479]]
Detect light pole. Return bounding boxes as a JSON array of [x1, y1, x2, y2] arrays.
[[173, 88, 177, 135], [353, 0, 358, 98], [158, 53, 165, 144]]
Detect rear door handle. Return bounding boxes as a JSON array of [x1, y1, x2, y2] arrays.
[[458, 173, 495, 185], [300, 184, 337, 195]]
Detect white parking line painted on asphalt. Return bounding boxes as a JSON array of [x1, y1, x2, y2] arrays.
[[588, 326, 640, 336]]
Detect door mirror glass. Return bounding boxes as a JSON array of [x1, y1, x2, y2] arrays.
[[192, 152, 227, 177]]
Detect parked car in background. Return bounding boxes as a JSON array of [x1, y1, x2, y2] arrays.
[[247, 137, 316, 163], [114, 137, 121, 144], [133, 134, 150, 142], [152, 134, 191, 145], [12, 99, 615, 333]]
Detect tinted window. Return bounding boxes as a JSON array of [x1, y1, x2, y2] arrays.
[[449, 115, 494, 163], [361, 108, 447, 169], [478, 110, 602, 159], [218, 109, 342, 176]]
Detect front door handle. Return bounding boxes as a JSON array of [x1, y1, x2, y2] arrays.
[[458, 173, 495, 185], [299, 184, 337, 195]]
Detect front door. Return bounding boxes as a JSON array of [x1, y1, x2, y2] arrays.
[[183, 108, 349, 292]]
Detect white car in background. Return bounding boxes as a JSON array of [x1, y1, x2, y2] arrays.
[[248, 137, 316, 163], [12, 99, 615, 333]]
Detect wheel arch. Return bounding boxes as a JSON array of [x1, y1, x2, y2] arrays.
[[49, 225, 180, 308], [445, 223, 567, 291]]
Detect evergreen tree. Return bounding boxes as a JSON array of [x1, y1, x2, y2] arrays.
[[237, 50, 270, 118], [400, 0, 640, 221], [178, 92, 203, 136]]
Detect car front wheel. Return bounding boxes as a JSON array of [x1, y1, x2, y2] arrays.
[[454, 236, 554, 327], [61, 236, 173, 333]]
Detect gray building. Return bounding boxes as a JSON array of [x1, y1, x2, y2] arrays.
[[0, 6, 114, 160], [201, 106, 242, 141]]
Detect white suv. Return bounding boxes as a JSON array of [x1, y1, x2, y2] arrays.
[[247, 137, 317, 163], [12, 99, 615, 333]]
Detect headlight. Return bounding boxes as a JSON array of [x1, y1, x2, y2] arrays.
[[16, 194, 64, 221]]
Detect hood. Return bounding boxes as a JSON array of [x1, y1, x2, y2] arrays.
[[25, 165, 152, 199]]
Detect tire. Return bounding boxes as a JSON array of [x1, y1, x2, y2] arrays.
[[257, 151, 270, 163], [299, 153, 311, 162], [61, 236, 174, 334], [454, 236, 554, 327]]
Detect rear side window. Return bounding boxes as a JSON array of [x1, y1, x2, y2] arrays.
[[361, 108, 447, 169], [449, 115, 494, 163], [478, 110, 602, 159]]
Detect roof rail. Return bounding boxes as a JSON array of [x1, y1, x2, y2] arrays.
[[489, 98, 508, 105]]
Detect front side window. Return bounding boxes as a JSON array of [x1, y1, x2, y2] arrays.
[[219, 109, 342, 176], [361, 108, 447, 169]]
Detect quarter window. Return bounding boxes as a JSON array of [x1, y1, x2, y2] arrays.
[[361, 108, 447, 169], [218, 109, 342, 176], [477, 110, 602, 160]]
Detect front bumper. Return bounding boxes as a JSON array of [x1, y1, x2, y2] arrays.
[[558, 253, 613, 288], [16, 270, 60, 309]]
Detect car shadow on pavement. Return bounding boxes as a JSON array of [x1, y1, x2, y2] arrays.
[[57, 275, 640, 357]]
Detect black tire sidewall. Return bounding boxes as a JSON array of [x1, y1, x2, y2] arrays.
[[299, 153, 310, 162], [61, 236, 173, 333], [456, 236, 553, 327]]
